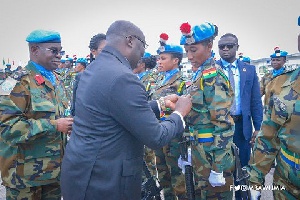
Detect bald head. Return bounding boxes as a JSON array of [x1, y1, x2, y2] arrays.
[[105, 20, 146, 70]]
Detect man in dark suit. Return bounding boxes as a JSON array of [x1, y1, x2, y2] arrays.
[[61, 20, 192, 200], [216, 33, 263, 166], [216, 33, 263, 199]]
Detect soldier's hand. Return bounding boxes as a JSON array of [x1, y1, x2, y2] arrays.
[[250, 130, 259, 147], [174, 95, 192, 117], [56, 117, 74, 134], [164, 94, 179, 110]]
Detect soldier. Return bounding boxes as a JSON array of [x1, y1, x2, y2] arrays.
[[88, 33, 106, 63], [133, 52, 157, 99], [178, 22, 235, 199], [248, 61, 300, 200], [4, 63, 12, 77], [70, 57, 88, 116], [0, 29, 73, 199], [150, 33, 187, 200], [260, 47, 288, 98]]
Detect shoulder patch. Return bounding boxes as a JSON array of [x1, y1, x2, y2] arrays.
[[202, 67, 217, 79], [217, 69, 229, 82]]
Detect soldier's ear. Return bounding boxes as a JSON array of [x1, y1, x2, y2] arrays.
[[30, 45, 39, 55]]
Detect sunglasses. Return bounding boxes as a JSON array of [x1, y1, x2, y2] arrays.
[[218, 43, 237, 50], [37, 46, 65, 56]]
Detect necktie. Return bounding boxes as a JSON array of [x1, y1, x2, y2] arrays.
[[228, 64, 236, 115]]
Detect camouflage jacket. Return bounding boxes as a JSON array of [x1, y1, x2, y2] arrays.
[[0, 61, 68, 189], [248, 67, 300, 187], [140, 72, 156, 99], [260, 72, 272, 97], [186, 61, 234, 172], [150, 70, 186, 99]]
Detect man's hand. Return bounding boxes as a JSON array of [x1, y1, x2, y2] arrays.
[[250, 130, 259, 147], [164, 94, 179, 110], [174, 95, 192, 117], [57, 117, 74, 134]]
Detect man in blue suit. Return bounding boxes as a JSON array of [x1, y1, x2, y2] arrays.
[[216, 33, 263, 200], [216, 33, 263, 167], [61, 20, 192, 200]]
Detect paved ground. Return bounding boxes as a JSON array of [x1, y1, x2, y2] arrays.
[[0, 168, 275, 200]]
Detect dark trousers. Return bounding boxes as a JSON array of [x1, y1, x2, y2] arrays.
[[233, 118, 251, 200]]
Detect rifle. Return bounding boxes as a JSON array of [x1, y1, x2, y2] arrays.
[[179, 136, 195, 200], [141, 160, 162, 200], [231, 143, 252, 200]]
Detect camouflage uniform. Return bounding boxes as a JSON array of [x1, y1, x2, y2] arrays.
[[62, 68, 76, 102], [0, 61, 68, 199], [248, 67, 300, 199], [185, 60, 235, 200], [150, 71, 186, 200], [260, 72, 272, 97], [140, 72, 158, 177]]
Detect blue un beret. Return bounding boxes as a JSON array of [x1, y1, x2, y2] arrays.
[[270, 47, 288, 58], [76, 58, 88, 65], [180, 22, 216, 45], [157, 44, 183, 55], [6, 63, 11, 67], [26, 29, 61, 43], [242, 56, 251, 63], [142, 52, 152, 59]]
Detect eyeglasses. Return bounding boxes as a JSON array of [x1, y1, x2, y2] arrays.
[[37, 46, 65, 56], [126, 35, 149, 49], [218, 43, 237, 50]]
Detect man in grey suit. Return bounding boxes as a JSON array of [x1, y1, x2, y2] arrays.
[[61, 20, 192, 200]]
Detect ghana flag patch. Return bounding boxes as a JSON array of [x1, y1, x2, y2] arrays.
[[202, 67, 217, 79]]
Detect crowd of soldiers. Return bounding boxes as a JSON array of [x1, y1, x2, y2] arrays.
[[0, 19, 299, 200]]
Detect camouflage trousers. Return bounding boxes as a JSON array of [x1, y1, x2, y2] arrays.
[[6, 182, 61, 200], [272, 157, 300, 199], [192, 143, 234, 200], [155, 138, 186, 200], [143, 146, 157, 178]]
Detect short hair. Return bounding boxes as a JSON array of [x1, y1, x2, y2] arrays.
[[220, 33, 239, 44], [142, 55, 157, 70], [89, 33, 106, 51], [106, 20, 143, 41]]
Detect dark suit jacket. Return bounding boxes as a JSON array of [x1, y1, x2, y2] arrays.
[[216, 59, 263, 140], [61, 46, 184, 200]]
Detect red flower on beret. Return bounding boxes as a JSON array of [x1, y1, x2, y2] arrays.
[[35, 74, 45, 85], [180, 22, 192, 35], [160, 33, 169, 41]]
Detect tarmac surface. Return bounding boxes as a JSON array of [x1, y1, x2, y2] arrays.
[[0, 168, 275, 200]]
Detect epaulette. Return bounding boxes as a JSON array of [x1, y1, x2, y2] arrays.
[[202, 66, 217, 79], [10, 69, 29, 81], [177, 81, 186, 95]]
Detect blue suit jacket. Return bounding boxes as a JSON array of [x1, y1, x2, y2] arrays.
[[61, 46, 184, 200], [216, 59, 263, 140]]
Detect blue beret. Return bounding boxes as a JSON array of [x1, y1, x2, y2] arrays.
[[65, 57, 74, 62], [6, 63, 11, 67], [270, 50, 288, 58], [180, 22, 216, 45], [76, 58, 88, 65], [157, 44, 183, 55], [26, 29, 61, 43], [60, 58, 65, 63], [242, 56, 251, 63], [143, 52, 152, 59]]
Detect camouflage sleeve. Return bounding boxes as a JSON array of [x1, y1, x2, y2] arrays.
[[247, 100, 280, 186], [203, 73, 234, 172], [260, 76, 265, 97], [0, 80, 57, 145]]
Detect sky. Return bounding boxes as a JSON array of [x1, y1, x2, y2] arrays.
[[0, 0, 299, 69]]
